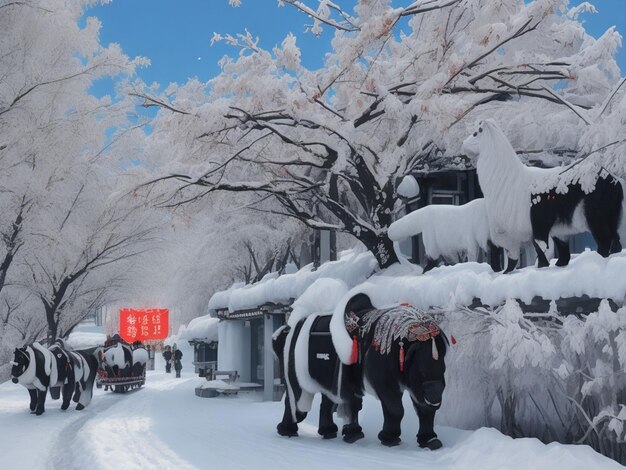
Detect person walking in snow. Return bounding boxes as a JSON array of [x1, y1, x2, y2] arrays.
[[163, 345, 172, 373], [173, 343, 183, 378]]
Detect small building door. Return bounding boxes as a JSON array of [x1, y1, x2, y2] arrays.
[[250, 318, 264, 384]]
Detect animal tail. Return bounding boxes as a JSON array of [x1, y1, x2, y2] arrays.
[[272, 325, 290, 358]]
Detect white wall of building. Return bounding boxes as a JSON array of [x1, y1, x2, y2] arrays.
[[217, 320, 251, 381]]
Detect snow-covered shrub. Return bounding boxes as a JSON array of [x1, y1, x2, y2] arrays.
[[438, 300, 626, 464]]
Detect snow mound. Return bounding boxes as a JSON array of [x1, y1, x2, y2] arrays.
[[288, 278, 349, 327], [177, 315, 219, 342], [65, 332, 106, 350]]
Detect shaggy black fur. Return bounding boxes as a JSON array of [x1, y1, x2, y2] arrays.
[[530, 173, 623, 267], [274, 295, 447, 450]]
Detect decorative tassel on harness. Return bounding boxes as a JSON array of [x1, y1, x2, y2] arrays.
[[399, 341, 405, 372], [431, 337, 438, 361], [350, 335, 359, 364]]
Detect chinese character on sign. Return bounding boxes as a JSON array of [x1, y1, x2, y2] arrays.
[[120, 308, 169, 342], [126, 325, 137, 339]]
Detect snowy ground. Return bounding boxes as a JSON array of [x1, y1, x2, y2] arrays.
[[0, 352, 622, 470]]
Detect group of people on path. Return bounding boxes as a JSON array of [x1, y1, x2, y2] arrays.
[[162, 344, 183, 378]]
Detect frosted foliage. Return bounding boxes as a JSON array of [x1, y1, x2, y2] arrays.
[[273, 33, 301, 71], [437, 301, 626, 457], [0, 0, 154, 355], [144, 0, 623, 268], [489, 299, 555, 369]]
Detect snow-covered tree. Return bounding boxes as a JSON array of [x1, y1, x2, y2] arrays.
[[138, 0, 622, 268], [0, 0, 151, 348]]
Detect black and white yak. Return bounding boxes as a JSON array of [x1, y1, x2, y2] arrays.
[[99, 341, 133, 378], [273, 294, 447, 450], [10, 342, 98, 414], [463, 119, 623, 271]]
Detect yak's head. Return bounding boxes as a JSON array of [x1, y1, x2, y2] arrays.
[[10, 347, 30, 383], [405, 335, 447, 409]]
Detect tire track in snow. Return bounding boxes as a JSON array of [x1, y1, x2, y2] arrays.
[[50, 374, 198, 470], [49, 390, 124, 470]]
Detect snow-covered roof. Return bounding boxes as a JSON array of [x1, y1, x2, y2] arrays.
[[177, 314, 219, 342], [208, 249, 378, 314]]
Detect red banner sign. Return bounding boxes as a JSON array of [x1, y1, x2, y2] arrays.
[[119, 308, 169, 342]]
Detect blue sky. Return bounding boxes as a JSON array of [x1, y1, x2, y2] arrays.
[[88, 0, 626, 96]]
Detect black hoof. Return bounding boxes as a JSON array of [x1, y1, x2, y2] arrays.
[[30, 410, 36, 414], [555, 259, 570, 267], [318, 424, 338, 439], [378, 430, 401, 447], [381, 437, 401, 447], [419, 437, 442, 450], [277, 422, 298, 437], [342, 431, 364, 443], [35, 410, 44, 416], [61, 402, 70, 411], [342, 423, 364, 443], [342, 424, 365, 443], [76, 403, 85, 411]]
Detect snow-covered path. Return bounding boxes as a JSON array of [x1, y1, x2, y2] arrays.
[[0, 356, 622, 470]]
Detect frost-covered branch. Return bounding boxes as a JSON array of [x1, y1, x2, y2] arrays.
[[282, 0, 359, 33], [129, 92, 191, 115], [401, 0, 461, 17]]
